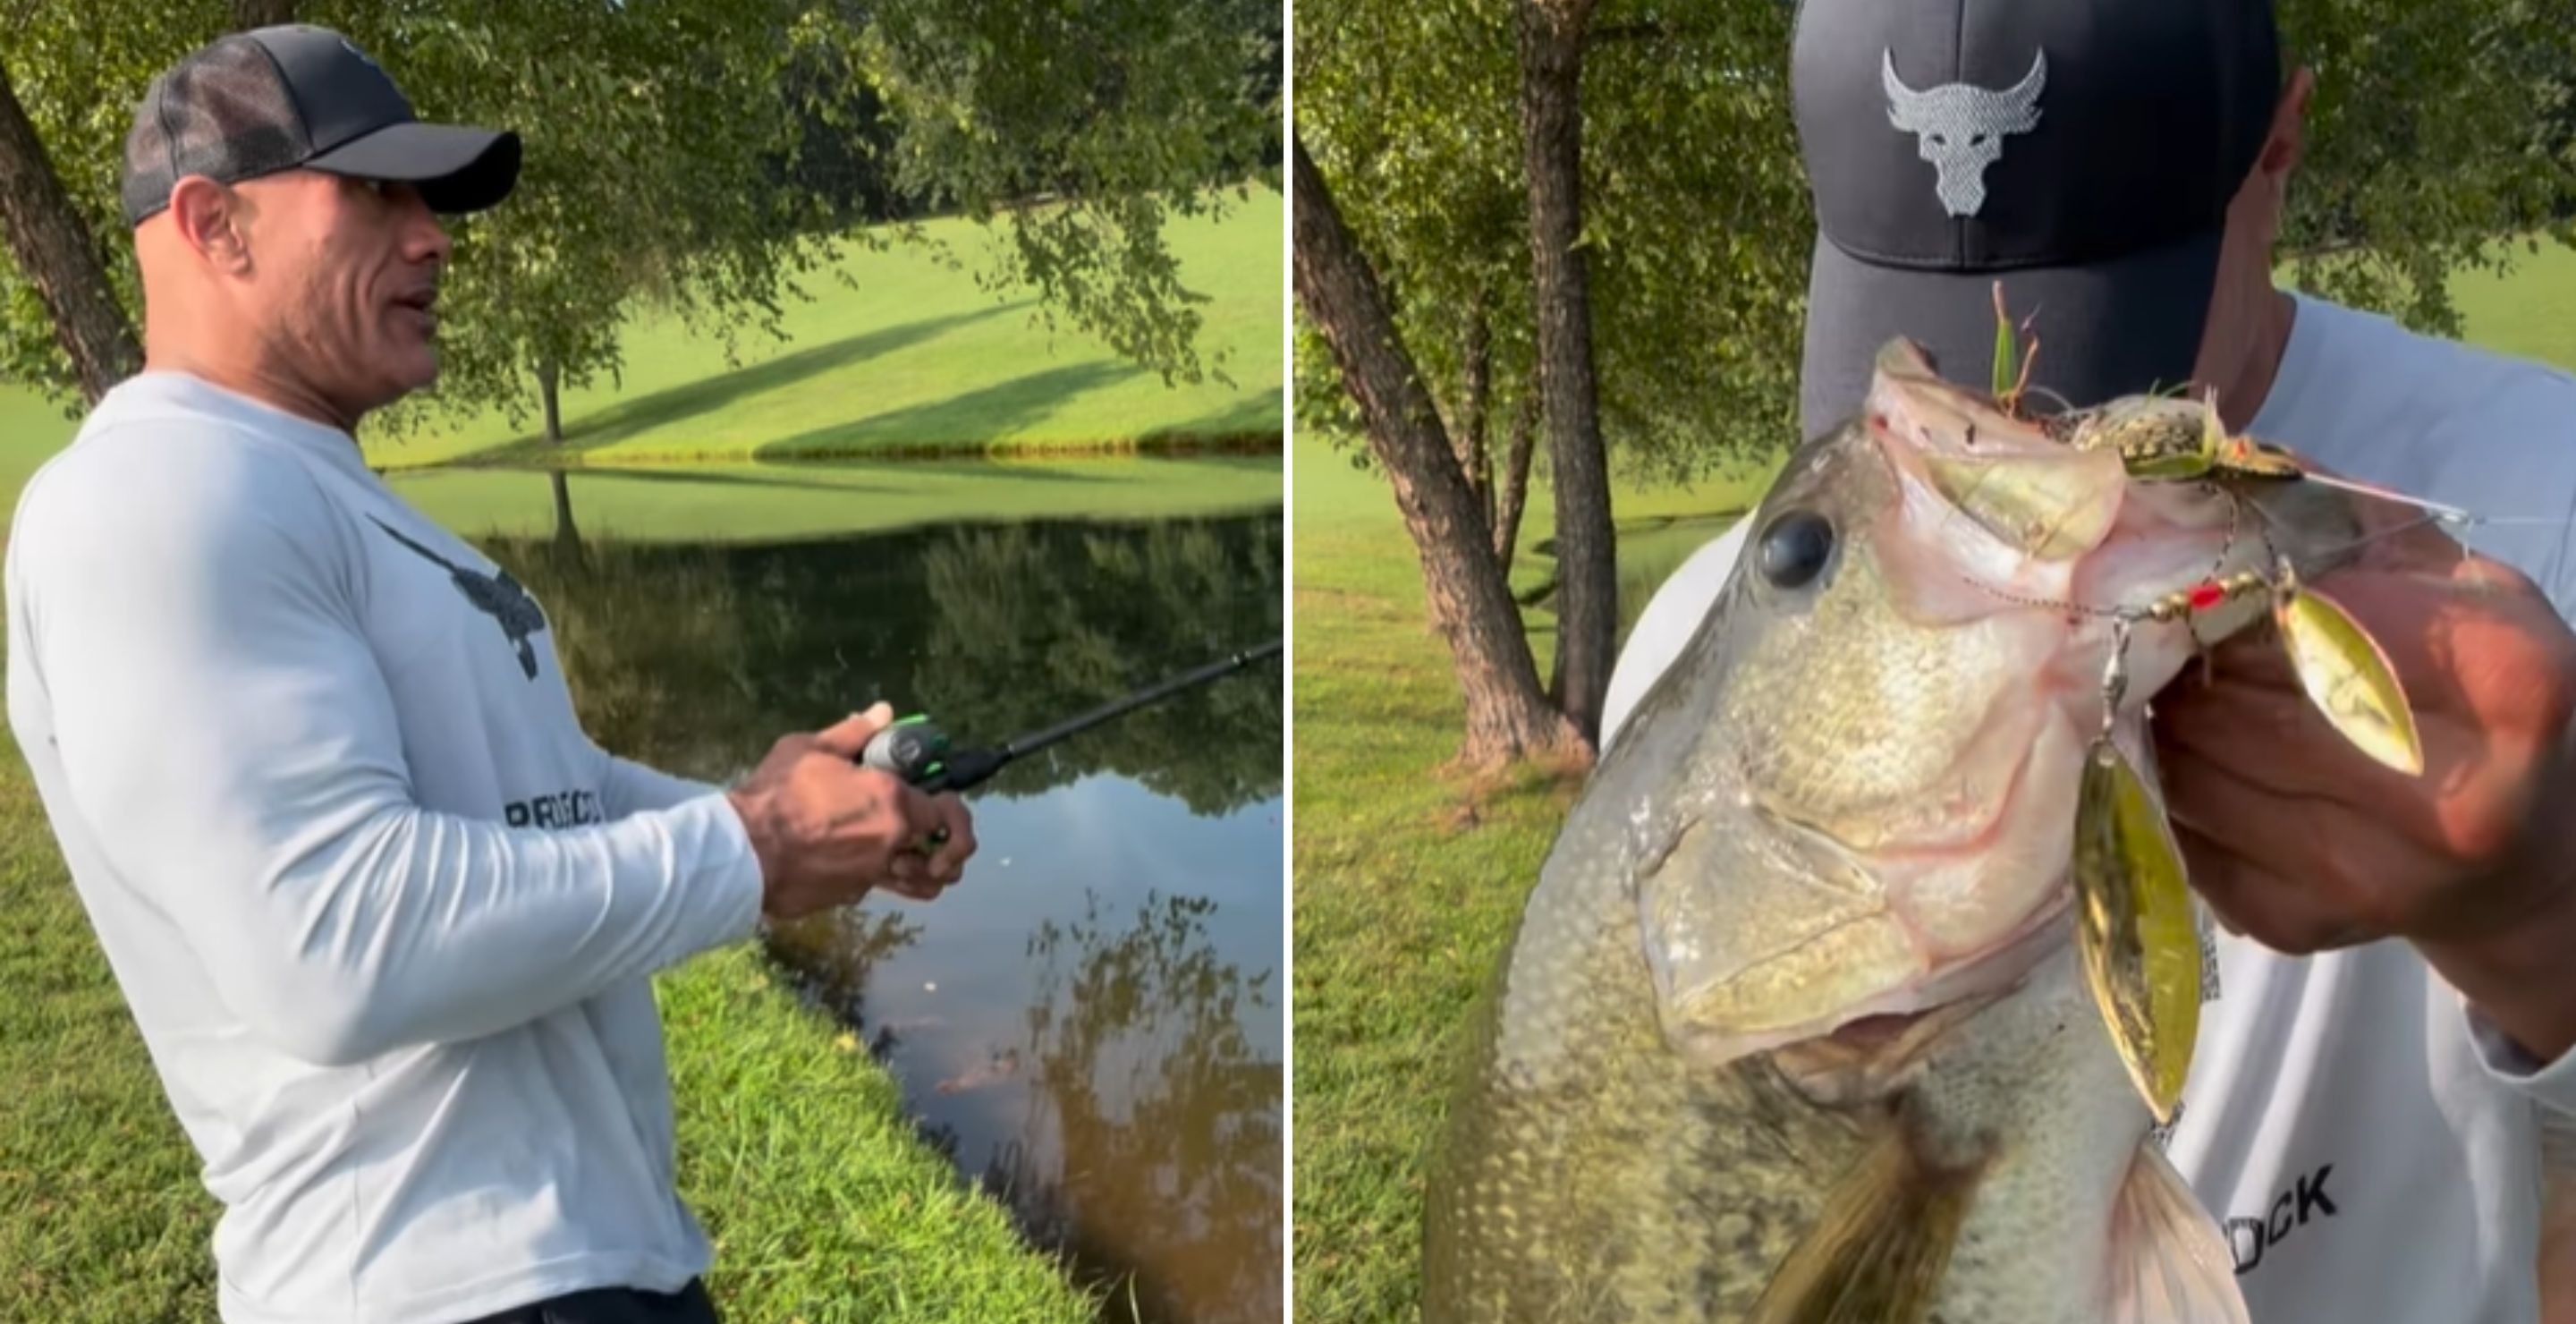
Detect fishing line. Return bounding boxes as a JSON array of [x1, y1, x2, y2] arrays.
[[2015, 384, 2080, 418]]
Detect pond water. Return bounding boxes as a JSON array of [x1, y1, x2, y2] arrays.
[[429, 468, 1284, 1324]]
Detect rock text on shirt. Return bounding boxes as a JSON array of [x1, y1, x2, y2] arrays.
[[2227, 1164, 2342, 1277], [504, 789, 606, 830]]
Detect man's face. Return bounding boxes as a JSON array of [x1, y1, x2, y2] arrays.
[[232, 170, 451, 415]]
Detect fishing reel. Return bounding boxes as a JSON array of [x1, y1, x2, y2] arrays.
[[846, 640, 1281, 853], [858, 713, 1011, 852], [859, 714, 1006, 796]]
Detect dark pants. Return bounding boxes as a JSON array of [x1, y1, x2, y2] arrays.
[[461, 1277, 720, 1324]]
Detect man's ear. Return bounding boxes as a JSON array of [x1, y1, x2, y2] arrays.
[[165, 176, 250, 273], [2258, 67, 2317, 182]]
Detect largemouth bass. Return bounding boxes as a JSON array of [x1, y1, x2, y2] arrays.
[[1420, 340, 2424, 1323]]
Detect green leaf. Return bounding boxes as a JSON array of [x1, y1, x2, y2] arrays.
[[1992, 292, 2017, 401]]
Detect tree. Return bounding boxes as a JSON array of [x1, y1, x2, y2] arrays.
[[1515, 0, 1614, 742], [331, 0, 850, 449], [0, 0, 214, 407], [0, 0, 1278, 440], [1295, 0, 2576, 767], [1292, 134, 1578, 768], [0, 60, 139, 404], [0, 0, 301, 402], [1292, 0, 1805, 762], [2269, 0, 2576, 332], [228, 0, 292, 27], [818, 0, 1277, 391]]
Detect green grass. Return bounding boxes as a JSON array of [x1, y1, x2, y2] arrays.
[[0, 191, 1282, 475], [1286, 250, 2576, 1321], [2439, 236, 2576, 370], [659, 948, 1098, 1322], [1289, 431, 1763, 1321], [390, 454, 1284, 545], [0, 725, 1097, 1321]]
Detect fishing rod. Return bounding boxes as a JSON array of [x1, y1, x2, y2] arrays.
[[859, 638, 1283, 802]]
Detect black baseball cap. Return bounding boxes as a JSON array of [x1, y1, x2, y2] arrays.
[[1789, 0, 2281, 438], [120, 25, 520, 229]]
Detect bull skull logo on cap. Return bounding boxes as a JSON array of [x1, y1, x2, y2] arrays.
[[1881, 48, 2046, 218]]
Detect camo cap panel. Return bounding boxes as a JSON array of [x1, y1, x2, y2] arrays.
[[121, 37, 313, 228]]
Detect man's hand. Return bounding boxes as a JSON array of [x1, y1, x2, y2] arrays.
[[2151, 511, 2576, 1061], [726, 703, 979, 921]]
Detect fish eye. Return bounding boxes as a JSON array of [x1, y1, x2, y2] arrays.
[[1757, 510, 1835, 590]]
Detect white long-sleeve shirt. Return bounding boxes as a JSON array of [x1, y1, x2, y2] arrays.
[[5, 372, 767, 1323], [1599, 291, 2576, 1322]]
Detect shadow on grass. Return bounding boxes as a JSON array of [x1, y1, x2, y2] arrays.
[[484, 301, 1033, 461], [1148, 394, 1284, 440], [561, 466, 897, 496], [842, 458, 1106, 485], [753, 361, 1143, 461]]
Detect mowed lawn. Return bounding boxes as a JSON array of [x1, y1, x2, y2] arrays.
[[1287, 250, 2576, 1321], [0, 392, 1280, 547], [0, 189, 1283, 473], [387, 455, 1283, 545]]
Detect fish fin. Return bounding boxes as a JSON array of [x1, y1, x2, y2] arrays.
[[1748, 1127, 1976, 1324], [2102, 1142, 2250, 1324]]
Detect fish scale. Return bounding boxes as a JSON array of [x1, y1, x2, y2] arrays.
[[1426, 804, 1867, 1322], [1420, 338, 2405, 1321]]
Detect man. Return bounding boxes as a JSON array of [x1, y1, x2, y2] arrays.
[[1602, 1, 2576, 1320], [3, 26, 975, 1324]]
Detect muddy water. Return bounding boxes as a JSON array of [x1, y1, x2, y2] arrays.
[[469, 488, 1283, 1324]]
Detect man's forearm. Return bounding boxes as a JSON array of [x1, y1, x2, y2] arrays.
[[600, 745, 724, 818], [177, 792, 764, 1066]]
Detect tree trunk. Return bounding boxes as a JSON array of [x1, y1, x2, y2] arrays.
[[1457, 300, 1493, 528], [229, 0, 295, 28], [1291, 134, 1575, 768], [1517, 0, 1615, 749], [538, 356, 564, 445], [549, 471, 584, 564], [0, 61, 140, 406], [1494, 389, 1538, 576]]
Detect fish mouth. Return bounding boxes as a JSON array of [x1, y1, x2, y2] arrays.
[[1664, 881, 2072, 1054], [1650, 704, 2084, 1073]]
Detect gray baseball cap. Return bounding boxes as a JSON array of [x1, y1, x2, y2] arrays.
[[120, 25, 520, 228], [1789, 0, 2281, 438]]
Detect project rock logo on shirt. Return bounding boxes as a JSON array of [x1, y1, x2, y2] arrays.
[[368, 516, 549, 680]]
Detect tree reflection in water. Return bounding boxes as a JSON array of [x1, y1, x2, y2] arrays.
[[983, 889, 1281, 1324], [476, 493, 1282, 1324]]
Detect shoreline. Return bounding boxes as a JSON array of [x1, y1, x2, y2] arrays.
[[0, 731, 1104, 1322]]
